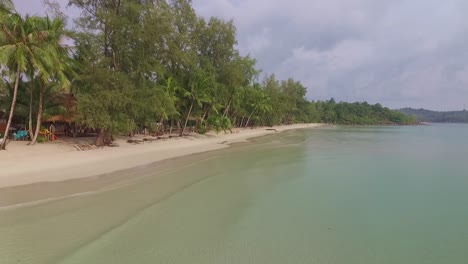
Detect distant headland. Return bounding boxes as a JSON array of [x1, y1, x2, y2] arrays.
[[398, 108, 468, 123]]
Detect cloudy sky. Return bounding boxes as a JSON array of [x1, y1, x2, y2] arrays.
[[13, 0, 468, 110]]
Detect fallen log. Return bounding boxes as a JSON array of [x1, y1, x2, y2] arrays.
[[127, 139, 144, 144]]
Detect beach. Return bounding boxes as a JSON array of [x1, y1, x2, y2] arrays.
[[0, 124, 321, 188]]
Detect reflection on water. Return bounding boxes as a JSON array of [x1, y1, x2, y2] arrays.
[[1, 124, 468, 264]]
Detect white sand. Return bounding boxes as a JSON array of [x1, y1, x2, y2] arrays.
[[0, 124, 321, 188]]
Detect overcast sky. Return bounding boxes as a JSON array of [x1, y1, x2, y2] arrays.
[[13, 0, 468, 110]]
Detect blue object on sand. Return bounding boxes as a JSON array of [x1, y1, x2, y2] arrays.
[[14, 130, 29, 140]]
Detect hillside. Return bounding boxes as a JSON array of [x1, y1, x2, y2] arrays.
[[398, 108, 468, 123]]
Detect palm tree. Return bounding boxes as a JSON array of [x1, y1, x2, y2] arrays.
[[29, 16, 74, 145], [180, 71, 212, 136], [0, 14, 31, 149], [0, 0, 13, 16], [245, 88, 272, 128], [0, 14, 67, 149], [199, 82, 223, 126], [159, 76, 180, 134]]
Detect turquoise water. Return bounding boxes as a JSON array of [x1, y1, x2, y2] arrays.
[[1, 124, 468, 263]]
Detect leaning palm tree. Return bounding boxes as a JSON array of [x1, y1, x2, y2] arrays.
[[0, 14, 56, 149], [159, 76, 180, 134], [180, 71, 212, 136], [0, 14, 29, 149], [245, 87, 272, 128]]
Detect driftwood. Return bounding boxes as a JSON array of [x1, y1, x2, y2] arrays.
[[127, 139, 144, 144], [109, 142, 119, 147], [266, 128, 278, 132], [74, 144, 98, 151], [74, 144, 83, 151], [143, 138, 158, 143]]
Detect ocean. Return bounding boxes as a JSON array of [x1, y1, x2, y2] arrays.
[[1, 124, 468, 263]]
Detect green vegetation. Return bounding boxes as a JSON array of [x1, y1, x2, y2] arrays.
[[398, 108, 468, 123], [315, 99, 416, 125], [0, 2, 74, 149], [0, 0, 415, 149]]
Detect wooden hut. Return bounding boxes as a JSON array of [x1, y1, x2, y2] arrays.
[[44, 93, 79, 137]]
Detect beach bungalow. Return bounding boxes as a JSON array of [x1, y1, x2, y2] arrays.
[[43, 93, 80, 138]]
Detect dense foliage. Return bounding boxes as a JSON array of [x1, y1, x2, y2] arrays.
[[0, 0, 415, 148], [313, 99, 416, 125], [399, 108, 468, 123]]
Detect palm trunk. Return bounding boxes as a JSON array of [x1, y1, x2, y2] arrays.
[[244, 107, 257, 128], [286, 113, 291, 124], [30, 85, 44, 144], [180, 101, 194, 137], [200, 109, 209, 125], [28, 88, 34, 140], [129, 119, 135, 137], [1, 65, 21, 150], [157, 115, 164, 134], [223, 98, 232, 117], [240, 116, 245, 128]]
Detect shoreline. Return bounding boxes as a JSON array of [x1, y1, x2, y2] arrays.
[[0, 123, 322, 189]]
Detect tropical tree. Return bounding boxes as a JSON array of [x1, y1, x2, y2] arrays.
[[0, 14, 58, 149], [70, 0, 180, 143], [29, 16, 74, 145], [244, 86, 271, 127], [199, 83, 222, 127], [179, 70, 212, 136], [0, 0, 13, 16], [76, 69, 135, 146], [159, 76, 180, 133]]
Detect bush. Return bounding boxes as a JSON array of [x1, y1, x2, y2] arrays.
[[197, 125, 207, 134], [221, 117, 232, 133], [207, 115, 232, 134], [207, 116, 222, 134]]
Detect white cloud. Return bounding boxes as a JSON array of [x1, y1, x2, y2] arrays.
[[244, 27, 271, 54], [194, 0, 468, 110]]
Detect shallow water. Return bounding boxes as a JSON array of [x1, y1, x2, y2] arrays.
[[1, 124, 468, 263]]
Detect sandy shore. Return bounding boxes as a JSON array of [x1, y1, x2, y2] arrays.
[[0, 124, 321, 188]]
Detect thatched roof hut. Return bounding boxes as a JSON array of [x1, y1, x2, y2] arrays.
[[44, 93, 77, 123]]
